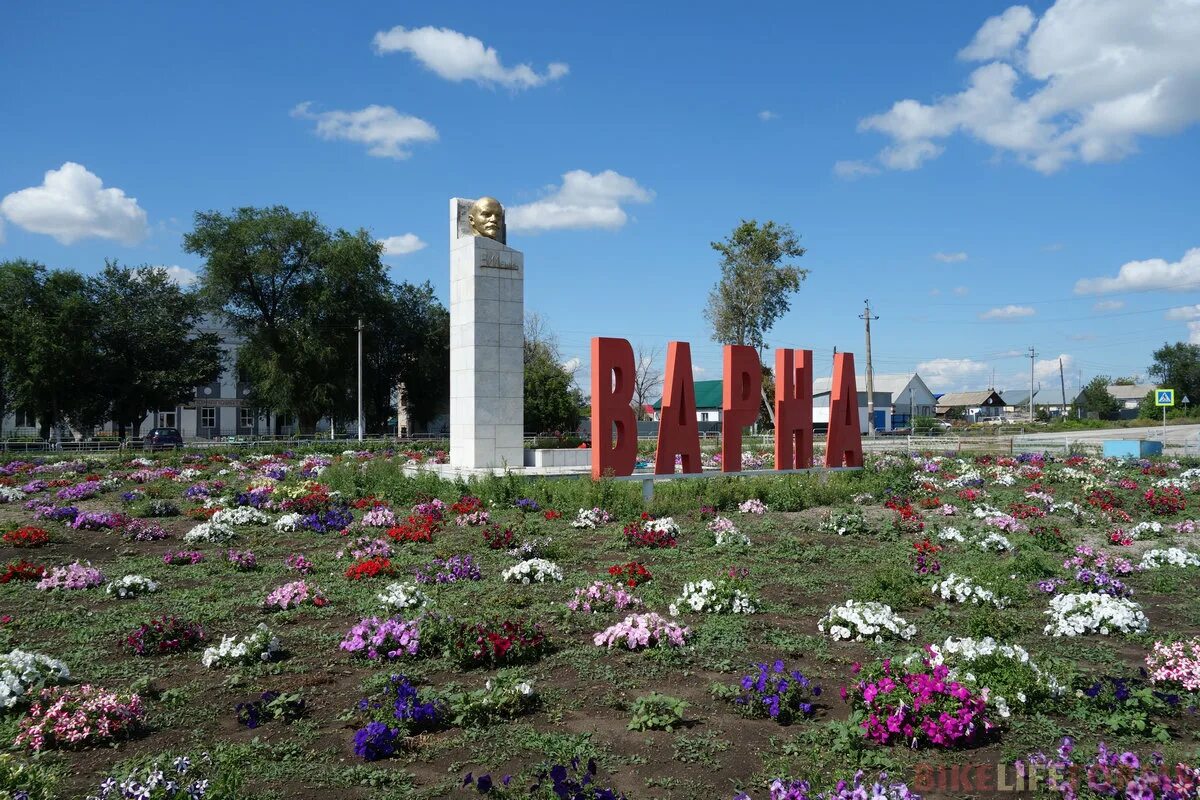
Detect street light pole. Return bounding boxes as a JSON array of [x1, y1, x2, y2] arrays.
[[357, 317, 364, 443]]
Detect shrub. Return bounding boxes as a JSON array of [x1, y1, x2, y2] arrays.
[[124, 616, 206, 656], [628, 692, 688, 731]]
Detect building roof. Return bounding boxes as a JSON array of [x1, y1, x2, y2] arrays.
[[1001, 390, 1031, 406], [1107, 384, 1157, 401], [1032, 387, 1071, 406], [652, 379, 723, 410], [936, 390, 1003, 408], [812, 373, 928, 397]]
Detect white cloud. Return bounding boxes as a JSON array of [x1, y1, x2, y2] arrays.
[[758, 110, 778, 122], [916, 357, 989, 389], [1074, 247, 1200, 294], [160, 266, 198, 287], [1189, 322, 1200, 344], [1093, 299, 1125, 312], [980, 304, 1035, 320], [1043, 242, 1065, 252], [933, 251, 968, 263], [929, 288, 941, 296], [0, 217, 4, 243], [1035, 353, 1073, 382], [850, 0, 1200, 174], [958, 5, 1036, 61], [507, 170, 653, 233], [379, 233, 427, 256], [291, 103, 437, 160], [372, 25, 567, 90], [561, 356, 581, 374], [953, 286, 970, 296], [0, 162, 148, 245], [1167, 304, 1200, 320], [833, 160, 879, 179]]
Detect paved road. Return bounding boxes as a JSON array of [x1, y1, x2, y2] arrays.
[[1014, 424, 1200, 449]]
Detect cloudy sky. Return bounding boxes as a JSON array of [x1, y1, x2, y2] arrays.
[[2, 0, 1199, 394]]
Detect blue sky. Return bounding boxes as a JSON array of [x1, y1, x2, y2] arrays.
[[2, 0, 1199, 396]]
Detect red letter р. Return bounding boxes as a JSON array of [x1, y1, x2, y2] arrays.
[[721, 345, 762, 472], [590, 337, 636, 479], [654, 341, 702, 475], [774, 348, 813, 470], [825, 352, 864, 468]]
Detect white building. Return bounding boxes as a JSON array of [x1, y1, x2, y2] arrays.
[[813, 373, 935, 433]]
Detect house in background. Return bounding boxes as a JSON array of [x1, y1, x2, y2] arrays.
[[813, 372, 935, 432], [651, 379, 723, 434], [936, 390, 1005, 421], [1103, 383, 1156, 419]]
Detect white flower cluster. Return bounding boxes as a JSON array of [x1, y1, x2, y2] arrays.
[[501, 558, 564, 584], [377, 581, 430, 611], [931, 574, 1009, 608], [1140, 547, 1200, 569], [201, 623, 281, 668], [274, 512, 303, 532], [106, 574, 159, 598], [937, 526, 966, 542], [820, 508, 867, 535], [177, 467, 202, 481], [818, 600, 915, 642], [644, 517, 681, 537], [211, 506, 269, 527], [1043, 592, 1149, 637], [668, 579, 757, 616], [1152, 477, 1190, 491], [569, 508, 612, 529], [0, 649, 70, 709], [946, 471, 985, 488], [1128, 521, 1164, 539], [977, 532, 1014, 552], [0, 487, 24, 503], [183, 521, 237, 544]]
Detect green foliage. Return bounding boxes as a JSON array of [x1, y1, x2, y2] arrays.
[[1067, 677, 1176, 743], [704, 219, 808, 351], [628, 692, 688, 731], [184, 206, 448, 433], [1149, 341, 1200, 413], [523, 315, 583, 436], [448, 672, 538, 727], [0, 753, 59, 800], [1077, 375, 1121, 420]]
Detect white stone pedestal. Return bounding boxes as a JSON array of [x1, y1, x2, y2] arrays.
[[449, 198, 524, 469]]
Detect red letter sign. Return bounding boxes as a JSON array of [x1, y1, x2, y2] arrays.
[[655, 341, 702, 474], [590, 337, 637, 479], [721, 345, 762, 472], [775, 348, 814, 469], [825, 352, 864, 468]]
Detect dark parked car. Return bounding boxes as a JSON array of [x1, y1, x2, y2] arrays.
[[144, 427, 183, 450]]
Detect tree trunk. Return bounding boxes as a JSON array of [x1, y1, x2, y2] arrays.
[[298, 414, 319, 436]]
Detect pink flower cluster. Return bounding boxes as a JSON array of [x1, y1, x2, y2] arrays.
[[35, 561, 104, 591], [983, 514, 1024, 533], [846, 658, 996, 749], [336, 536, 393, 560], [286, 553, 314, 574], [1146, 638, 1200, 692], [565, 581, 643, 614], [361, 506, 397, 528], [593, 612, 689, 650], [339, 616, 420, 660], [455, 510, 490, 527], [264, 580, 328, 610], [15, 684, 144, 752]]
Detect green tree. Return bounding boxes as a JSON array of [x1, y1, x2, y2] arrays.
[[523, 313, 583, 435], [89, 262, 223, 439], [704, 220, 807, 427], [1148, 342, 1200, 410], [184, 206, 448, 434], [1077, 375, 1120, 420], [704, 220, 808, 351], [0, 260, 107, 438]]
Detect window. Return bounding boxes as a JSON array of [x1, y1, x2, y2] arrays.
[[200, 407, 216, 428], [15, 410, 36, 429], [239, 408, 256, 429], [157, 411, 176, 428]]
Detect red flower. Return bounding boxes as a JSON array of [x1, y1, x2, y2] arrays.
[[2, 526, 50, 548], [544, 510, 562, 520], [344, 557, 396, 580]]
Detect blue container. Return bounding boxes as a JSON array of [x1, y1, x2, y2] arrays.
[[1103, 440, 1163, 459]]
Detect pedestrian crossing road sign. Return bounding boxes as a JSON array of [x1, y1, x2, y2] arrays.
[[1156, 389, 1175, 406]]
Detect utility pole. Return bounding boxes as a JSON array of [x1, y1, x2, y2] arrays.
[[356, 317, 364, 443], [860, 300, 879, 437], [1059, 358, 1067, 420], [1028, 346, 1038, 421]]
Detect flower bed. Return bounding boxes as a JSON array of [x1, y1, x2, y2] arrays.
[[0, 649, 70, 710], [669, 578, 757, 615], [264, 580, 328, 610], [818, 600, 915, 642], [565, 581, 643, 614], [501, 558, 563, 584], [105, 574, 159, 598], [124, 616, 206, 656], [15, 684, 144, 751], [1043, 592, 1148, 637], [594, 613, 689, 650], [414, 554, 481, 584], [339, 616, 421, 660], [36, 561, 104, 591], [201, 623, 280, 667], [2, 526, 49, 547]]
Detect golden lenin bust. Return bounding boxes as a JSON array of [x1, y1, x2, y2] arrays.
[[468, 196, 505, 244]]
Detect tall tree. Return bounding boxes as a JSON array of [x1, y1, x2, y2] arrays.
[[1076, 375, 1120, 420], [524, 313, 583, 435], [1148, 342, 1200, 406], [0, 260, 106, 438], [90, 262, 223, 439], [704, 220, 807, 425], [704, 220, 808, 351], [184, 206, 447, 434]]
